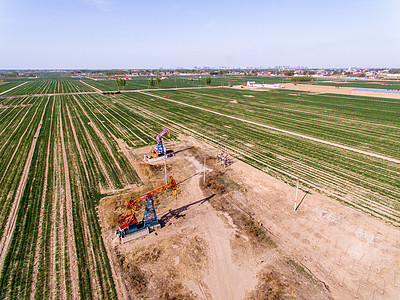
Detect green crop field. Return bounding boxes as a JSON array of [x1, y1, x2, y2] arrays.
[[0, 76, 399, 299], [0, 79, 98, 96]]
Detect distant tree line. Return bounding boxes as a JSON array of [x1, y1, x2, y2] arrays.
[[0, 72, 18, 77], [290, 76, 315, 83], [106, 70, 128, 76]]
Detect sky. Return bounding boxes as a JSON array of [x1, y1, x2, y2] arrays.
[[0, 0, 399, 69]]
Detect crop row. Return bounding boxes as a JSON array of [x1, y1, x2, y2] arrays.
[[0, 97, 51, 298]]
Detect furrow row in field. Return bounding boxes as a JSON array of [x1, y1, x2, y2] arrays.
[[71, 96, 127, 188], [69, 101, 114, 191], [59, 99, 80, 299]]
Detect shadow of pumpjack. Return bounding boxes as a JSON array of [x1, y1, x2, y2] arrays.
[[159, 194, 215, 227]]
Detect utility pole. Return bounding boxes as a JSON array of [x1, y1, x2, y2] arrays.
[[203, 157, 206, 184], [164, 154, 167, 184], [294, 178, 299, 211]]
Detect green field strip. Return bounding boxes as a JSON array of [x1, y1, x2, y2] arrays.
[[1, 79, 100, 96]]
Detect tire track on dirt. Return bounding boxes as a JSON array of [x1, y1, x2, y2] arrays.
[[139, 91, 400, 164], [0, 96, 49, 271]]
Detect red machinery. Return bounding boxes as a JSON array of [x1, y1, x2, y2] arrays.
[[116, 176, 177, 238]]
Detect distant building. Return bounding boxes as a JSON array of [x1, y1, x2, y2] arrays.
[[246, 81, 283, 88]]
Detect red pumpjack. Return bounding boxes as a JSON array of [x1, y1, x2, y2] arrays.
[[116, 176, 177, 238]]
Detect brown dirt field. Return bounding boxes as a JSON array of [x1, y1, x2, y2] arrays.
[[99, 137, 339, 299]]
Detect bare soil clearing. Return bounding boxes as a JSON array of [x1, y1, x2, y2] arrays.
[[99, 137, 335, 299]]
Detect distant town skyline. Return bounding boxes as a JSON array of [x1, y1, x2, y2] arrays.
[[1, 0, 399, 69]]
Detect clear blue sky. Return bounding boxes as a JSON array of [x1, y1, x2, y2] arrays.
[[1, 0, 399, 69]]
